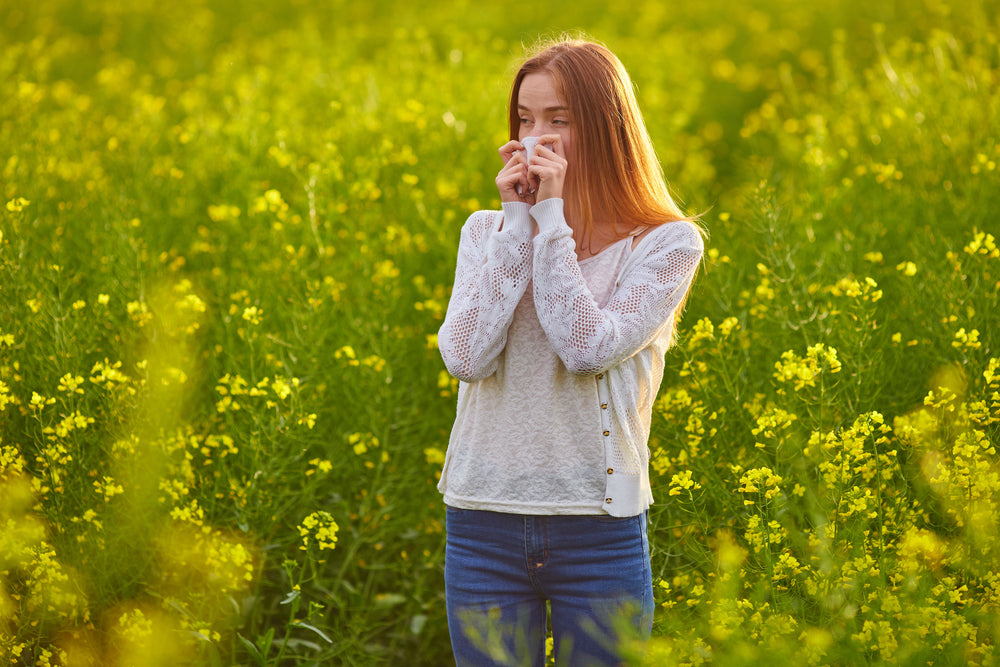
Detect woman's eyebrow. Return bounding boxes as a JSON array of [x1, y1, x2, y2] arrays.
[[518, 104, 570, 113]]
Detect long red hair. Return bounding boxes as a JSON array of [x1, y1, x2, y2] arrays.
[[508, 38, 692, 245]]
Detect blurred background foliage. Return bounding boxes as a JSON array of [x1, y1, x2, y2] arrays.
[[1, 0, 998, 664]]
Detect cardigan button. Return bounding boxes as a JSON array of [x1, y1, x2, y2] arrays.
[[601, 403, 608, 409], [602, 430, 610, 436], [607, 468, 613, 475], [605, 498, 612, 504]]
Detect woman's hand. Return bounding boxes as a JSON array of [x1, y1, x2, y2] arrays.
[[496, 135, 568, 205], [496, 140, 535, 205], [525, 135, 567, 203]]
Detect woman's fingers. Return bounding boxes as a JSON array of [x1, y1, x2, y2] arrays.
[[533, 134, 564, 159], [496, 137, 567, 203], [498, 140, 525, 165], [495, 149, 535, 204], [526, 136, 567, 202]]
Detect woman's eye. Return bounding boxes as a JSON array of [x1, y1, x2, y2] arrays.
[[519, 118, 531, 124]]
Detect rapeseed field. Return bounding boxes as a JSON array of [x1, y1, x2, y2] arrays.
[[1, 0, 998, 664]]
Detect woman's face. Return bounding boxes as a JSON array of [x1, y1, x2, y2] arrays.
[[516, 71, 574, 164]]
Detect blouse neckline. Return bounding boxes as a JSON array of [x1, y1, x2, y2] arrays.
[[577, 235, 633, 266]]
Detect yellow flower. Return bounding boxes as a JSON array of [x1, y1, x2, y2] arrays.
[[863, 251, 883, 263], [126, 300, 153, 327], [57, 373, 85, 394], [335, 345, 357, 363], [0, 381, 12, 413], [952, 328, 981, 350], [718, 316, 740, 337], [668, 470, 701, 496], [264, 189, 284, 207], [983, 358, 1000, 385], [241, 306, 262, 325], [739, 467, 783, 501], [94, 476, 125, 501], [30, 391, 54, 408], [117, 608, 154, 643], [308, 458, 333, 474], [373, 259, 400, 283], [964, 229, 999, 259], [773, 343, 841, 390], [688, 318, 715, 346], [271, 377, 292, 399], [207, 204, 241, 221], [5, 197, 30, 212], [423, 447, 446, 465], [298, 511, 339, 551]]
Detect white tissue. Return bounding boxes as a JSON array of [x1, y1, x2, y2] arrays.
[[517, 137, 540, 196], [521, 136, 539, 161]]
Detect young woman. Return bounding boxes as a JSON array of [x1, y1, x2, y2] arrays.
[[436, 38, 704, 666]]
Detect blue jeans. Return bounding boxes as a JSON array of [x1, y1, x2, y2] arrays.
[[445, 507, 654, 666]]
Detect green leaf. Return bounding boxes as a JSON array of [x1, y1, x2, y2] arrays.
[[237, 633, 268, 667], [293, 620, 334, 644]]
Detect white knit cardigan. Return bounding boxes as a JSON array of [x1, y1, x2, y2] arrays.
[[438, 199, 703, 516]]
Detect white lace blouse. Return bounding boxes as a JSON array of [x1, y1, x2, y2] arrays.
[[437, 198, 703, 517]]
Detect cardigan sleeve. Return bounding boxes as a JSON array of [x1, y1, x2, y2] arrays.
[[529, 198, 703, 375], [437, 203, 534, 381]]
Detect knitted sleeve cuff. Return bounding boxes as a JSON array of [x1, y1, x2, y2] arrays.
[[529, 198, 568, 237], [499, 201, 533, 238]]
